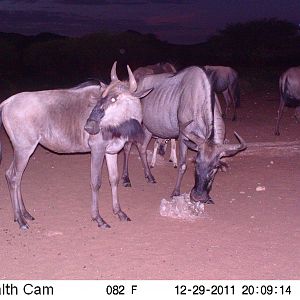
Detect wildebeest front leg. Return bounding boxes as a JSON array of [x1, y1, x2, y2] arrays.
[[5, 149, 35, 229], [137, 127, 156, 183], [150, 139, 160, 168], [222, 90, 231, 119], [227, 88, 237, 121], [121, 142, 132, 187], [275, 99, 285, 135], [171, 136, 188, 197], [169, 139, 178, 168], [106, 153, 131, 222], [90, 149, 109, 228]]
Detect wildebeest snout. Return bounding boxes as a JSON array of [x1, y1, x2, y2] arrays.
[[84, 119, 100, 135], [158, 143, 166, 156], [84, 106, 105, 135], [190, 188, 214, 204]]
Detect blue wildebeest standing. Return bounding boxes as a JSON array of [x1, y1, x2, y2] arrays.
[[119, 67, 246, 204], [133, 62, 178, 168], [275, 66, 300, 136], [0, 62, 149, 229], [204, 65, 240, 121]]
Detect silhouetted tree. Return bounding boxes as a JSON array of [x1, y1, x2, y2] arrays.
[[206, 18, 299, 67]]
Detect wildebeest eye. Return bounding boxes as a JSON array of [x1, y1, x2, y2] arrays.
[[111, 97, 116, 103]]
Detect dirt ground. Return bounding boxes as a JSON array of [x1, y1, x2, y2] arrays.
[[0, 86, 299, 280]]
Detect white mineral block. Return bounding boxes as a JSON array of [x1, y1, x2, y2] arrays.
[[160, 193, 205, 221]]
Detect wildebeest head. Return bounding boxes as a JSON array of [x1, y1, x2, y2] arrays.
[[84, 61, 151, 138], [181, 121, 246, 204], [157, 139, 169, 156]]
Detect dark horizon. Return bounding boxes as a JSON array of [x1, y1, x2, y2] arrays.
[[0, 0, 299, 45]]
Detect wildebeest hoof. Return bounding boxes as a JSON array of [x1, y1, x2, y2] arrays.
[[171, 190, 180, 198], [122, 177, 132, 187], [20, 224, 29, 230], [93, 217, 111, 229], [146, 175, 156, 183], [98, 223, 111, 229], [116, 211, 131, 222], [16, 217, 29, 230], [205, 198, 215, 204], [18, 222, 29, 230], [122, 181, 132, 188], [23, 211, 35, 221]]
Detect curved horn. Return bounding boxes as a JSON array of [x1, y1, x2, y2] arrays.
[[179, 120, 205, 146], [111, 61, 118, 81], [127, 65, 137, 93], [219, 132, 247, 157]]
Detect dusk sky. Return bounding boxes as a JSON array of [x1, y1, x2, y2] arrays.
[[0, 0, 299, 44]]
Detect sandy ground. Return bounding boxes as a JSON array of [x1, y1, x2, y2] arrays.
[[0, 87, 299, 280]]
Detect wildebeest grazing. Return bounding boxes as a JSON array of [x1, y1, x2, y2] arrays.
[[120, 66, 246, 204], [203, 65, 240, 121], [150, 95, 222, 169], [275, 66, 300, 136], [0, 62, 149, 229]]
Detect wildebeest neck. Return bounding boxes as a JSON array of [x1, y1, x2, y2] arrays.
[[102, 118, 144, 143]]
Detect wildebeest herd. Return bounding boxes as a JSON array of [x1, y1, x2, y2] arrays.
[[0, 61, 299, 230]]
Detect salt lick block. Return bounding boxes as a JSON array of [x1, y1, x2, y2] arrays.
[[160, 193, 205, 221]]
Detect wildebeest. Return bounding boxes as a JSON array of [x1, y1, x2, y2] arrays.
[[203, 65, 240, 121], [120, 67, 246, 203], [0, 62, 149, 229], [133, 62, 176, 83], [150, 94, 222, 169], [133, 62, 178, 169], [275, 66, 300, 136], [150, 138, 177, 168]]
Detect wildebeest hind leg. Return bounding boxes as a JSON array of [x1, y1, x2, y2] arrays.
[[223, 90, 231, 119], [228, 88, 237, 121], [106, 153, 130, 222], [5, 148, 35, 229], [121, 142, 132, 187], [137, 127, 156, 183]]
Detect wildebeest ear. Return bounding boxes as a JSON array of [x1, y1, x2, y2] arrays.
[[134, 88, 153, 99], [183, 139, 199, 151], [99, 81, 107, 92]]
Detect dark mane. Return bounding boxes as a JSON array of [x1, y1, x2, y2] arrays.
[[70, 79, 106, 90]]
